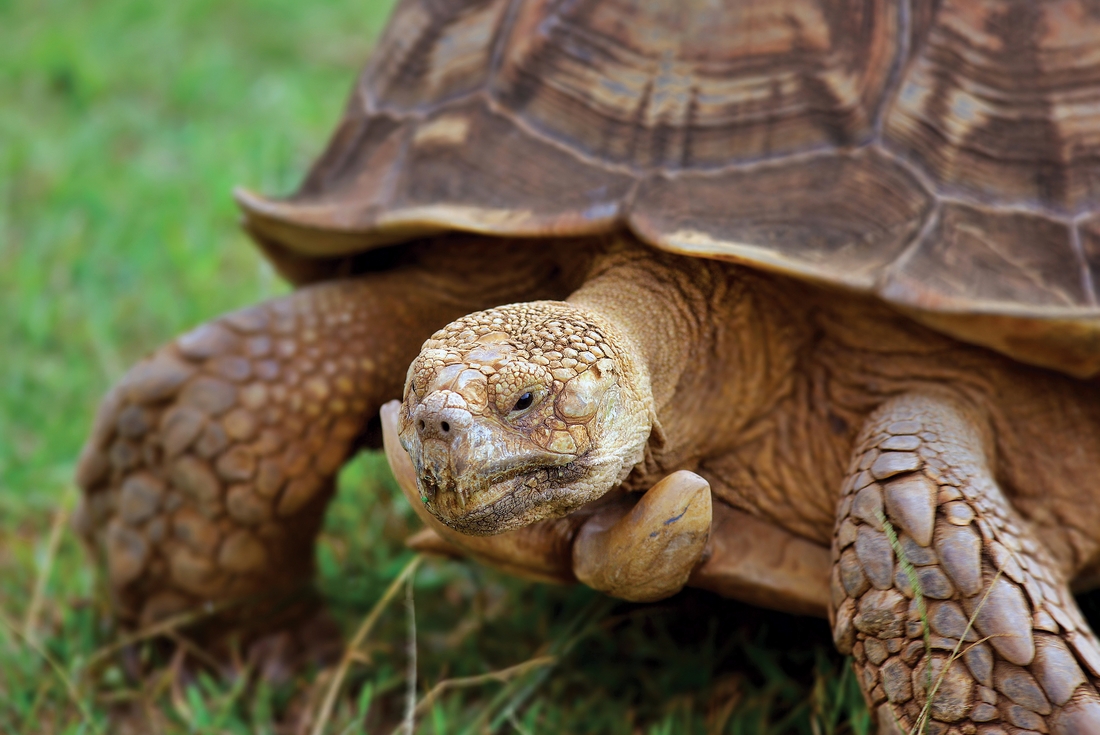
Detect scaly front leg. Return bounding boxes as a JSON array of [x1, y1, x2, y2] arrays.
[[74, 275, 469, 645], [832, 392, 1100, 734], [74, 239, 590, 649]]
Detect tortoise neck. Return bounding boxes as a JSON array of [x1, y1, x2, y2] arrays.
[[566, 241, 804, 463], [566, 244, 699, 412]]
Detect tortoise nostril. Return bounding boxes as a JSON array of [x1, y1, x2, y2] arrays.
[[413, 402, 468, 441]]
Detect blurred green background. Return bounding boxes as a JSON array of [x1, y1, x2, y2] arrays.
[[1, 0, 871, 732]]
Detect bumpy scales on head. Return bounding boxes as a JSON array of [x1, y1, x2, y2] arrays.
[[398, 301, 652, 535]]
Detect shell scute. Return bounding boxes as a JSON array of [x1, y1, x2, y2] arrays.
[[238, 0, 1100, 374]]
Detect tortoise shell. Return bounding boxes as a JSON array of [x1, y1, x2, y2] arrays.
[[237, 0, 1100, 376]]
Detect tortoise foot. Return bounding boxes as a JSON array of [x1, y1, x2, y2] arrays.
[[572, 471, 711, 603], [833, 393, 1100, 735], [244, 607, 343, 684]]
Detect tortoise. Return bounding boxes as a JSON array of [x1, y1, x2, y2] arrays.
[[74, 0, 1100, 730]]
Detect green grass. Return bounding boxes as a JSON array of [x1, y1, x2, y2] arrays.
[[1, 0, 871, 731]]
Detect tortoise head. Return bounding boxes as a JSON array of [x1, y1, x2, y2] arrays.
[[398, 301, 653, 535]]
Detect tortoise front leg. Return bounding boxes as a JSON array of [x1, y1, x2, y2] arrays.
[[571, 470, 711, 602], [833, 392, 1100, 734], [74, 271, 476, 639], [73, 234, 597, 645]]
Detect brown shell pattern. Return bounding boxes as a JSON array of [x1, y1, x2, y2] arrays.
[[237, 0, 1100, 376]]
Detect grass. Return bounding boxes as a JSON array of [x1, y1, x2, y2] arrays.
[[2, 0, 883, 731]]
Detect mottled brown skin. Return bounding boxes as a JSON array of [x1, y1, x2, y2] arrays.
[[551, 244, 1100, 579], [402, 241, 1100, 559], [397, 239, 1100, 733]]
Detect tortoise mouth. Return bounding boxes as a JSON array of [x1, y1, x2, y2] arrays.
[[418, 458, 587, 536], [400, 405, 583, 534]]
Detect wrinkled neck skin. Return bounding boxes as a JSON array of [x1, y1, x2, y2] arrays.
[[567, 242, 806, 479]]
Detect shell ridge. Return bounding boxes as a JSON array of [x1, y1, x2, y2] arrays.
[[1069, 223, 1099, 308], [871, 0, 913, 139], [875, 137, 1083, 224], [478, 93, 640, 178], [486, 0, 523, 80], [876, 201, 944, 298]]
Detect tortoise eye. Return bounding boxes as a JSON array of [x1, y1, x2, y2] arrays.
[[512, 392, 534, 412]]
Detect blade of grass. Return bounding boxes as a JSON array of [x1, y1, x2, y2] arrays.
[[878, 512, 931, 734], [402, 654, 557, 726], [0, 608, 103, 735], [881, 509, 1008, 735], [311, 553, 423, 735], [401, 568, 417, 735], [506, 710, 535, 735], [911, 568, 1003, 735], [22, 489, 72, 642], [83, 598, 239, 677], [478, 596, 614, 734]]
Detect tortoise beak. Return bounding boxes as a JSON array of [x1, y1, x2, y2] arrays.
[[399, 390, 572, 530]]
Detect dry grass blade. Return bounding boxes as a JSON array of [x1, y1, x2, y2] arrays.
[[506, 710, 536, 735], [400, 570, 417, 735], [23, 490, 71, 641], [0, 607, 103, 735], [83, 598, 238, 676], [879, 514, 930, 655], [402, 654, 557, 726], [167, 648, 192, 724], [878, 513, 931, 734], [165, 629, 227, 673], [471, 597, 615, 734], [310, 554, 423, 735], [705, 676, 742, 735], [878, 511, 1008, 735], [911, 567, 1004, 735]]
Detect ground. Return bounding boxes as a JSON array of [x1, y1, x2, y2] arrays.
[[0, 0, 964, 731]]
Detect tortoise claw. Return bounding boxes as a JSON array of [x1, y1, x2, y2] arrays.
[[572, 471, 712, 603]]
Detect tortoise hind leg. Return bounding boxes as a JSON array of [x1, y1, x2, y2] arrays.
[[832, 392, 1100, 734]]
